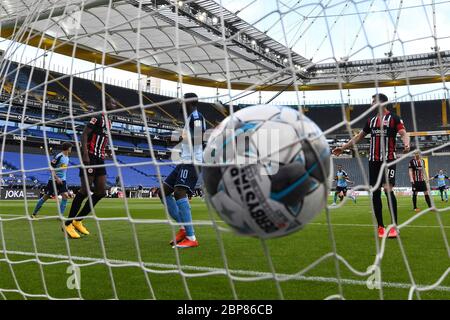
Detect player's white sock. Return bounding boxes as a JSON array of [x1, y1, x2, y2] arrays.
[[186, 235, 196, 241]]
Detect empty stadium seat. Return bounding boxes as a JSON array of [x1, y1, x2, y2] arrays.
[[2, 151, 172, 187]]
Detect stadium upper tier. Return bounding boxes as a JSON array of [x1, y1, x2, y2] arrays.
[[0, 61, 227, 128], [306, 99, 448, 134], [1, 60, 449, 136]]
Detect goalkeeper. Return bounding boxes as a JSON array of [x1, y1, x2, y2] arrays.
[[430, 169, 449, 202]]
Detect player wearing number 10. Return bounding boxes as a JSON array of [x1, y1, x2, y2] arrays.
[[333, 94, 410, 239], [159, 93, 206, 248]]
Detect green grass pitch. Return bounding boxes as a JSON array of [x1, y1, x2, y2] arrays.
[[1, 195, 450, 300]]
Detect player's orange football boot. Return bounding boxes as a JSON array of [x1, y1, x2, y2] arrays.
[[65, 224, 81, 239], [169, 229, 186, 246], [175, 238, 199, 248], [388, 228, 398, 238], [378, 226, 385, 238], [72, 220, 90, 235], [414, 208, 421, 213]]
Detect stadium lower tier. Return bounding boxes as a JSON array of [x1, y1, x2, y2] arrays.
[[3, 150, 450, 188], [332, 156, 450, 188], [1, 151, 175, 187]]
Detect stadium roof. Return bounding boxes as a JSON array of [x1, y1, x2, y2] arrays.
[[1, 0, 449, 91]]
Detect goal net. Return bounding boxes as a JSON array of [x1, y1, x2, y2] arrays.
[[0, 0, 450, 300]]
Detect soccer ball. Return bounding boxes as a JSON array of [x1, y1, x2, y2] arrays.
[[202, 105, 331, 239]]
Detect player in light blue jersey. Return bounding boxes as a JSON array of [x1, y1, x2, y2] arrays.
[[159, 93, 206, 248], [430, 169, 449, 202], [332, 165, 356, 205], [32, 142, 73, 218]]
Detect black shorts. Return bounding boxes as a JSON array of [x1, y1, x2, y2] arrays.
[[336, 186, 348, 194], [439, 186, 447, 192], [413, 181, 428, 192], [164, 164, 199, 193], [79, 155, 106, 178], [46, 180, 68, 196], [369, 161, 396, 187]]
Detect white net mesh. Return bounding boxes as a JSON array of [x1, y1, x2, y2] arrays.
[[0, 0, 450, 300]]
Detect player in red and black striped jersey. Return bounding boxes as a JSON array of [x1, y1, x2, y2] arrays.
[[333, 93, 410, 239], [64, 97, 117, 239], [409, 151, 432, 212]]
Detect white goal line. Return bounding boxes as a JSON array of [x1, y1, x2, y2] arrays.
[[1, 249, 450, 295], [0, 214, 449, 230]]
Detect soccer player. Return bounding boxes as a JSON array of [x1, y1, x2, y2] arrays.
[[332, 165, 356, 205], [409, 151, 432, 212], [31, 142, 73, 218], [64, 97, 117, 239], [332, 93, 410, 238], [159, 92, 205, 248], [430, 169, 449, 202]]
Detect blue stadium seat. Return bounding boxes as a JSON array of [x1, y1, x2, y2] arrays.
[[2, 151, 172, 187]]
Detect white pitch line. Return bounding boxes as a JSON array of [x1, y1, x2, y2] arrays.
[[1, 250, 450, 293], [1, 214, 449, 229]]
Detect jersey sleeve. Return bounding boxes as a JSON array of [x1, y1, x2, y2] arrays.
[[446, 176, 449, 179], [434, 175, 439, 179], [190, 114, 205, 132], [87, 115, 101, 130], [50, 154, 62, 168], [188, 112, 206, 143], [408, 160, 414, 169], [362, 119, 371, 135], [395, 115, 405, 132]]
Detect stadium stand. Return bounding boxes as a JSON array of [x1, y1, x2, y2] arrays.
[[2, 60, 450, 190], [1, 150, 174, 187], [332, 155, 450, 188], [3, 61, 226, 125]]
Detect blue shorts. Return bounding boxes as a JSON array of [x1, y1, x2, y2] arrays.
[[46, 180, 68, 196], [164, 164, 199, 192]]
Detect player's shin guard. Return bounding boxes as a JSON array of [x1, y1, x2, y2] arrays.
[[162, 195, 182, 223], [425, 195, 432, 208], [412, 193, 418, 209], [66, 192, 86, 226], [176, 197, 195, 239], [385, 191, 398, 225], [76, 193, 104, 219], [59, 199, 68, 216], [372, 190, 384, 227], [32, 197, 46, 215]]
